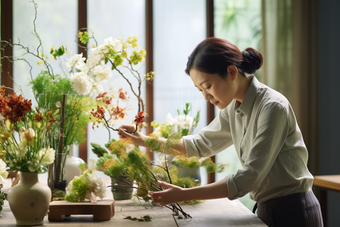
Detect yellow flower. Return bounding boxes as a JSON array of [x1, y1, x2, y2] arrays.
[[78, 31, 83, 38], [122, 42, 127, 49], [0, 131, 11, 143], [144, 71, 154, 81], [0, 159, 8, 184], [121, 51, 128, 58], [5, 119, 11, 131], [139, 49, 146, 56]]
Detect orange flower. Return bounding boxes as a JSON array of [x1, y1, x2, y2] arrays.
[[111, 106, 126, 120], [0, 87, 32, 123], [118, 88, 128, 100], [134, 111, 145, 126], [96, 92, 112, 105], [90, 105, 106, 129]]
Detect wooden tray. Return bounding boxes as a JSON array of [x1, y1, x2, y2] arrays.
[[48, 199, 115, 222]]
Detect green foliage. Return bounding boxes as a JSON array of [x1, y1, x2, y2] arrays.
[[77, 163, 87, 173], [79, 31, 90, 44], [178, 200, 204, 205], [91, 142, 108, 158], [174, 177, 200, 188], [30, 71, 96, 148], [51, 189, 66, 201], [144, 137, 162, 152], [50, 45, 66, 59], [105, 159, 128, 177], [0, 190, 7, 213], [160, 124, 175, 138], [105, 138, 116, 149], [124, 215, 152, 222], [65, 174, 89, 202], [108, 139, 130, 157], [172, 156, 200, 169]]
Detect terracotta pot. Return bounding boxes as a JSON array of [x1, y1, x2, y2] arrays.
[[8, 172, 51, 226]]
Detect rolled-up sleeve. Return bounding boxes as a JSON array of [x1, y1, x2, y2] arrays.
[[226, 103, 289, 200], [183, 109, 233, 158]]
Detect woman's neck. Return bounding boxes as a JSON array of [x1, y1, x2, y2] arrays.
[[234, 74, 252, 103]]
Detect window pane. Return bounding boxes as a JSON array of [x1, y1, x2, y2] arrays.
[[87, 0, 146, 170], [154, 0, 207, 184], [13, 0, 78, 104]]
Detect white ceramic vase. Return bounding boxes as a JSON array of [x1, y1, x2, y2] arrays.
[[65, 145, 85, 184], [8, 172, 51, 226]]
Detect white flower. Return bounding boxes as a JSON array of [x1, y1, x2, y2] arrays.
[[66, 159, 107, 202], [86, 53, 104, 69], [165, 113, 175, 125], [174, 115, 193, 130], [84, 170, 107, 201], [0, 159, 8, 184], [103, 37, 122, 52], [16, 144, 28, 158], [37, 147, 55, 164], [28, 160, 39, 172], [69, 72, 92, 95], [90, 65, 113, 82], [66, 53, 86, 72]]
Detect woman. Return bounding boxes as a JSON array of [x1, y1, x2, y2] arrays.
[[118, 37, 323, 227]]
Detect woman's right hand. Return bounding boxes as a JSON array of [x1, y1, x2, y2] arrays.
[[118, 124, 148, 147]]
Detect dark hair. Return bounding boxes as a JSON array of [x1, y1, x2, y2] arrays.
[[185, 37, 263, 78]]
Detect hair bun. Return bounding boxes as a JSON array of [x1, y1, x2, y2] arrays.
[[241, 48, 263, 74]]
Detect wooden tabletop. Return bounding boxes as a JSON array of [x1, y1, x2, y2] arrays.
[[0, 198, 266, 227], [313, 175, 340, 192], [0, 177, 266, 227]]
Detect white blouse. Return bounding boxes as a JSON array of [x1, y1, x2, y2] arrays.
[[183, 76, 313, 203]]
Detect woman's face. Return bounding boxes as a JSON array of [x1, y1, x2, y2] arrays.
[[189, 68, 237, 109]]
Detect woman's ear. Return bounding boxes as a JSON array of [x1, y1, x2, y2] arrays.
[[227, 65, 238, 81]]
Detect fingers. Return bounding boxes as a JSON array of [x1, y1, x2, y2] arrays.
[[118, 125, 136, 139], [148, 191, 164, 205], [118, 128, 131, 139], [157, 181, 171, 189]]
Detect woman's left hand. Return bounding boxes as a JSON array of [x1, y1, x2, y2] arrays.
[[148, 181, 185, 206]]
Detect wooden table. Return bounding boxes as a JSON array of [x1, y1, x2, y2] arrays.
[[313, 175, 340, 227], [0, 178, 266, 227]]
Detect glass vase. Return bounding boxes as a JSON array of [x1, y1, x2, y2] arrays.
[[110, 175, 133, 200], [48, 152, 67, 191]]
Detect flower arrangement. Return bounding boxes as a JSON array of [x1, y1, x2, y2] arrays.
[[0, 86, 56, 173], [65, 159, 107, 203], [0, 1, 151, 192], [77, 30, 151, 135], [151, 103, 200, 138]]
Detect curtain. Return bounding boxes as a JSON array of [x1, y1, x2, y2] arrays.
[[261, 0, 319, 175]]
